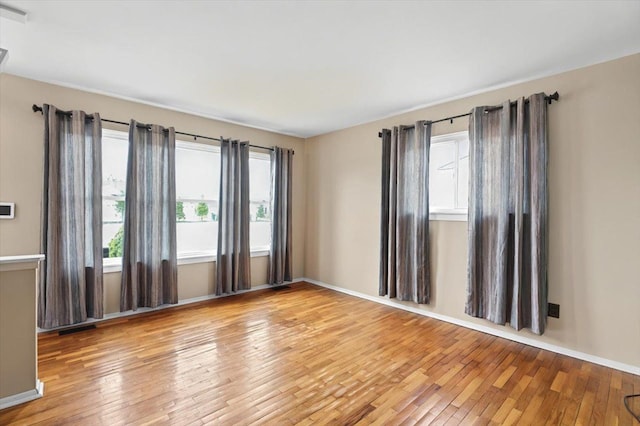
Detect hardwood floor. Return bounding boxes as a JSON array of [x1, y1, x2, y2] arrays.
[[1, 282, 638, 425]]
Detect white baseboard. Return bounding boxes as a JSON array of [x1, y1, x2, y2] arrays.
[[39, 279, 304, 333], [0, 379, 44, 410], [302, 278, 640, 376]]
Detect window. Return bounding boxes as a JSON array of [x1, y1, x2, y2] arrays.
[[175, 140, 220, 255], [249, 152, 272, 250], [102, 129, 272, 264], [102, 130, 128, 258], [429, 131, 469, 220]]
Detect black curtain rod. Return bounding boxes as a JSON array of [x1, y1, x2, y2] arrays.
[[377, 92, 559, 137], [32, 104, 291, 154]]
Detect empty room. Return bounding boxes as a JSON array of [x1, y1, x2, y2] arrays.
[[0, 0, 639, 424]]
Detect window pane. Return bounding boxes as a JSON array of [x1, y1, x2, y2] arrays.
[[102, 131, 128, 258], [249, 155, 271, 219], [177, 221, 218, 254], [103, 199, 124, 258], [176, 145, 219, 201], [429, 141, 456, 210], [102, 133, 128, 197], [250, 222, 271, 249], [103, 199, 125, 223], [250, 154, 272, 249], [457, 139, 469, 210], [175, 142, 220, 254]]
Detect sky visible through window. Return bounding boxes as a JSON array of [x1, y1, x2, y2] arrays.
[[429, 132, 469, 212]]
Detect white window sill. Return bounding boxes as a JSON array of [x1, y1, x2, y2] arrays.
[[103, 248, 270, 273], [429, 210, 468, 222]]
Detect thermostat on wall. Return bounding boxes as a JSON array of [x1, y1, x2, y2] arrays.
[[0, 202, 15, 219]]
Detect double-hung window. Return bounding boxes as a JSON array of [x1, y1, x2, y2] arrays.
[[249, 152, 272, 252], [429, 131, 469, 221], [102, 129, 128, 258], [175, 140, 220, 256], [102, 129, 273, 267]]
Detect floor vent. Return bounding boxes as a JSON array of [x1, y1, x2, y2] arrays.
[[272, 285, 291, 291], [59, 324, 96, 336]]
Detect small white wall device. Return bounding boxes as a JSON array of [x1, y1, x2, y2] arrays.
[[0, 202, 15, 219]]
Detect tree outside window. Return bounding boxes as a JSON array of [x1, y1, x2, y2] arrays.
[[256, 204, 267, 220], [176, 201, 186, 221], [195, 202, 209, 221]]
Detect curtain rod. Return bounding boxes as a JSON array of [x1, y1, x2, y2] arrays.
[[377, 91, 559, 137], [32, 104, 293, 154]]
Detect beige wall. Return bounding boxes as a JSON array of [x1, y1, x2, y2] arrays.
[[305, 54, 640, 367], [0, 74, 306, 314]]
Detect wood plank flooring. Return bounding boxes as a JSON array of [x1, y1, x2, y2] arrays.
[[1, 282, 638, 425]]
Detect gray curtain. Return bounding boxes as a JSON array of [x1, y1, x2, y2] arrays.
[[379, 121, 432, 304], [268, 146, 293, 284], [466, 93, 548, 335], [120, 120, 177, 311], [39, 104, 103, 328], [216, 139, 251, 294]]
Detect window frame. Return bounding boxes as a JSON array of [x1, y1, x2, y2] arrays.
[[429, 130, 469, 222], [101, 129, 128, 267], [101, 130, 272, 273], [248, 150, 273, 253], [174, 138, 220, 257]]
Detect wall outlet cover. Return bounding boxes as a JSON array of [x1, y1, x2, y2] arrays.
[[548, 303, 560, 318]]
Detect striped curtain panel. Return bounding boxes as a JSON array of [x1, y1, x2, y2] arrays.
[[379, 121, 432, 304], [216, 139, 251, 294], [120, 121, 178, 311], [466, 93, 548, 335], [268, 146, 293, 284], [39, 104, 103, 328]]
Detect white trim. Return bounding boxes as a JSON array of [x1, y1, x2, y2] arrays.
[[102, 258, 122, 273], [38, 278, 304, 333], [175, 249, 270, 265], [176, 139, 220, 153], [0, 380, 44, 410], [431, 130, 468, 143], [429, 211, 467, 222], [103, 249, 270, 273], [0, 254, 45, 272], [102, 128, 128, 141], [249, 150, 271, 160], [250, 249, 270, 258], [303, 278, 640, 376], [0, 254, 45, 265], [175, 253, 216, 266]]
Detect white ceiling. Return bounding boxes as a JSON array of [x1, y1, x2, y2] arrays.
[[1, 1, 639, 138]]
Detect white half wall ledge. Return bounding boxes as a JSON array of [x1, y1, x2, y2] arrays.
[[302, 278, 640, 376], [0, 254, 45, 264], [0, 254, 45, 272], [0, 380, 44, 411]]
